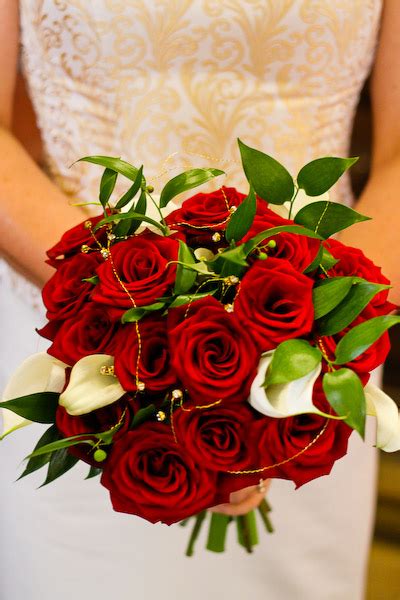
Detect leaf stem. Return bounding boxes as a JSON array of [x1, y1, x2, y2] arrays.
[[146, 191, 168, 228], [288, 186, 299, 219]]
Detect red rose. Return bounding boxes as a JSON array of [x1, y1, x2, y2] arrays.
[[55, 399, 131, 467], [41, 252, 102, 322], [92, 231, 178, 319], [173, 403, 257, 472], [166, 186, 245, 246], [114, 317, 177, 394], [47, 213, 107, 266], [168, 297, 260, 404], [254, 388, 352, 488], [234, 258, 314, 351], [325, 239, 396, 315], [47, 303, 117, 366], [101, 423, 217, 524], [321, 306, 390, 377], [243, 213, 320, 272]]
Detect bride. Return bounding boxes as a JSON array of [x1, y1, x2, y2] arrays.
[[1, 2, 399, 599]]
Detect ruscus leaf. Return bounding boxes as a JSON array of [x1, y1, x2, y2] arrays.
[[322, 368, 366, 438], [297, 157, 358, 196], [238, 139, 294, 205], [159, 168, 224, 208]]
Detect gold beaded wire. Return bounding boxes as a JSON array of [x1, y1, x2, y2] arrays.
[[83, 171, 332, 475]]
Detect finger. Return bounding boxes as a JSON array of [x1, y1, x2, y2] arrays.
[[211, 489, 267, 517]]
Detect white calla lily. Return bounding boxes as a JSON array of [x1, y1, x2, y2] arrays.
[[365, 383, 400, 452], [249, 352, 322, 418], [59, 354, 125, 416], [194, 247, 215, 262], [1, 352, 67, 439]]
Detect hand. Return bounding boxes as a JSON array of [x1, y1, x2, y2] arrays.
[[210, 479, 271, 516]]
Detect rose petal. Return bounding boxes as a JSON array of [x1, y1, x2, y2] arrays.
[[249, 352, 322, 418], [1, 352, 67, 439], [59, 354, 125, 416], [365, 383, 400, 452]]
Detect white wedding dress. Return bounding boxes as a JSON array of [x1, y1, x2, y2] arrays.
[[0, 2, 383, 599]]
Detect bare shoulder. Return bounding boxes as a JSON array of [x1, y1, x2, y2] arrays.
[[371, 0, 400, 167], [0, 0, 19, 128]]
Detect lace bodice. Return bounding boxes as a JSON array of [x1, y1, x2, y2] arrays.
[[19, 0, 382, 204]]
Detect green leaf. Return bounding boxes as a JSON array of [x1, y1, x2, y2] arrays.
[[121, 302, 165, 324], [99, 168, 117, 207], [297, 157, 358, 196], [28, 434, 95, 459], [243, 224, 322, 256], [238, 138, 294, 205], [303, 243, 323, 273], [131, 404, 157, 428], [263, 339, 322, 387], [317, 281, 390, 336], [82, 275, 99, 285], [206, 513, 230, 553], [85, 466, 102, 480], [294, 201, 370, 239], [226, 185, 257, 242], [174, 240, 198, 294], [39, 448, 79, 487], [0, 392, 60, 424], [159, 168, 225, 209], [320, 246, 339, 270], [313, 277, 356, 319], [334, 315, 400, 364], [322, 368, 366, 437], [94, 210, 165, 234], [115, 165, 144, 209], [168, 290, 218, 308], [115, 189, 148, 237], [18, 425, 61, 481], [77, 156, 140, 181], [209, 245, 248, 277]]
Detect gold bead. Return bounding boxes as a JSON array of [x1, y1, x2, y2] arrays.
[[137, 381, 146, 392], [107, 232, 116, 241], [229, 206, 237, 213], [84, 220, 92, 230], [100, 249, 110, 259], [156, 410, 166, 422], [217, 247, 225, 254], [146, 185, 155, 193], [224, 275, 239, 285], [81, 244, 90, 254], [212, 232, 221, 242], [100, 365, 115, 376], [224, 303, 234, 313], [172, 389, 183, 399]]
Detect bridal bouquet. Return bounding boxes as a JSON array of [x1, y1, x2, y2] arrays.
[[2, 139, 399, 555]]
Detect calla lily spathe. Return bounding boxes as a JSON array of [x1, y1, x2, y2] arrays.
[[1, 352, 67, 439], [249, 352, 322, 418], [59, 354, 125, 416], [364, 383, 400, 452]]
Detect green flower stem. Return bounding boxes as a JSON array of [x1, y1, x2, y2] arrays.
[[258, 499, 274, 534], [185, 511, 207, 557], [236, 512, 257, 553], [206, 512, 230, 553]]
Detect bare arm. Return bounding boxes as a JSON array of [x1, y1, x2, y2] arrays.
[[341, 0, 400, 305], [0, 0, 84, 287]]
